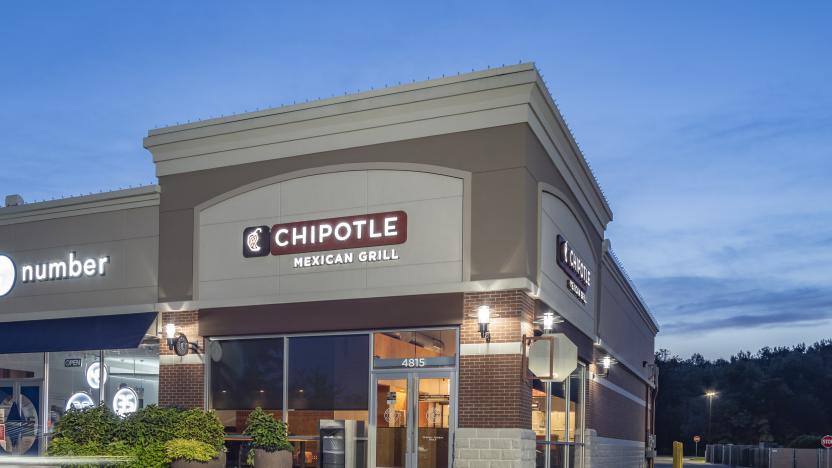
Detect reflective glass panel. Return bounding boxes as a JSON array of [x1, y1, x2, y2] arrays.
[[287, 335, 370, 468], [373, 330, 456, 369], [47, 350, 103, 430], [0, 353, 43, 379], [210, 338, 284, 433], [375, 378, 408, 468], [416, 377, 450, 468], [103, 346, 159, 418]]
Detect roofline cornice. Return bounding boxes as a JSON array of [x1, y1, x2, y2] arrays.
[[0, 185, 160, 225]]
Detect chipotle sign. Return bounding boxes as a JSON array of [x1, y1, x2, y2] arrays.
[[243, 211, 407, 258]]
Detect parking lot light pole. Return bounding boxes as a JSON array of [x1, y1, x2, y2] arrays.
[[705, 391, 718, 441]]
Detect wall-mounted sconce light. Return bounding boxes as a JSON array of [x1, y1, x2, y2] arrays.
[[477, 305, 491, 342], [542, 312, 555, 332], [164, 323, 176, 348], [594, 355, 616, 378], [532, 311, 563, 334], [165, 323, 199, 357]]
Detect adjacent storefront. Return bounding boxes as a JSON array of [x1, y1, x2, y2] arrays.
[[0, 64, 658, 468], [0, 187, 160, 456]]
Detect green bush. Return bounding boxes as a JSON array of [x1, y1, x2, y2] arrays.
[[244, 408, 291, 466], [48, 405, 227, 468], [788, 434, 824, 448], [52, 406, 120, 446], [116, 405, 179, 446], [164, 438, 218, 463], [174, 408, 226, 452], [127, 442, 169, 468], [244, 407, 292, 452]]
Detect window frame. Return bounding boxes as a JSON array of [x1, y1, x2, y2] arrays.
[[204, 327, 459, 427]]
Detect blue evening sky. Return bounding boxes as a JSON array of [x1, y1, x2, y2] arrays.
[[1, 1, 829, 359]]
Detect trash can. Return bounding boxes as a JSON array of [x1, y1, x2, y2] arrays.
[[320, 420, 366, 468]]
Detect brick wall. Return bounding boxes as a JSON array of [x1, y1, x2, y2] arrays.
[[159, 310, 205, 409], [459, 290, 534, 430], [459, 354, 531, 429], [461, 291, 535, 344]]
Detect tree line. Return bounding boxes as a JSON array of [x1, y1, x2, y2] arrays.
[[655, 339, 832, 454]]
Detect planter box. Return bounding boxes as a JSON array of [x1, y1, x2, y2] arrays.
[[254, 449, 293, 468], [171, 454, 226, 468]]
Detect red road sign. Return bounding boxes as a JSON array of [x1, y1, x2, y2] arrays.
[[693, 435, 702, 443], [822, 435, 832, 449]]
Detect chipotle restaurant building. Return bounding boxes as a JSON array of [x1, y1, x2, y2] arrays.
[[0, 64, 658, 468]]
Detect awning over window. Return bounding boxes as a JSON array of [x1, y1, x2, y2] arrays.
[[0, 312, 157, 354]]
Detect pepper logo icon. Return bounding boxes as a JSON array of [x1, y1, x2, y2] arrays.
[[242, 226, 270, 258], [0, 254, 15, 297]]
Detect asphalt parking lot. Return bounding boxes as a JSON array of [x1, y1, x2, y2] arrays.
[[654, 456, 730, 467]]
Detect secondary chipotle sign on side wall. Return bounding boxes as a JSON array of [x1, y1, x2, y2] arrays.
[[243, 210, 407, 258]]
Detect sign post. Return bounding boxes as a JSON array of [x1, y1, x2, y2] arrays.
[[821, 435, 832, 468], [693, 435, 701, 457]]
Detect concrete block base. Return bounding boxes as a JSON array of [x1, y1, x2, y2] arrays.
[[454, 428, 536, 468]]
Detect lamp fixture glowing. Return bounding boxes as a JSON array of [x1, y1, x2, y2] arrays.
[[543, 312, 555, 332], [593, 355, 615, 378], [164, 323, 176, 340], [477, 305, 491, 342], [705, 391, 718, 398]]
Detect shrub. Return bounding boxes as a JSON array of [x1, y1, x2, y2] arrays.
[[244, 407, 292, 452], [164, 438, 219, 463], [116, 405, 179, 446], [174, 408, 226, 452], [51, 406, 120, 446], [788, 434, 824, 448], [47, 405, 227, 468], [128, 442, 170, 468]]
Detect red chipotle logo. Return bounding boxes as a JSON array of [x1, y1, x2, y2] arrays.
[[243, 211, 407, 258]]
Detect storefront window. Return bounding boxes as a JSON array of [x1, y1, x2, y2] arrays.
[[47, 345, 160, 430], [48, 350, 104, 428], [532, 365, 586, 468], [103, 347, 159, 417], [0, 353, 44, 457], [288, 335, 369, 468], [209, 338, 284, 433], [373, 329, 456, 368]]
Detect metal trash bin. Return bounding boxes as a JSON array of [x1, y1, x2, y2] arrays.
[[319, 420, 366, 468]]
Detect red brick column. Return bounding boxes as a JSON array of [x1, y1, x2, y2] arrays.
[[458, 290, 534, 429], [159, 310, 205, 409]]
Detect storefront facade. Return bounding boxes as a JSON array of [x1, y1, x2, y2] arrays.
[[0, 64, 658, 468], [0, 187, 161, 455]]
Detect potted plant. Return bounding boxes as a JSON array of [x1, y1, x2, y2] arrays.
[[170, 408, 227, 468], [165, 438, 224, 468], [244, 407, 293, 468]]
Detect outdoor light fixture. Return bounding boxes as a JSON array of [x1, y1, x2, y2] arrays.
[[477, 305, 491, 342], [594, 355, 615, 378], [543, 312, 557, 332], [164, 322, 199, 357], [164, 323, 176, 348], [532, 311, 563, 334], [602, 355, 612, 370]]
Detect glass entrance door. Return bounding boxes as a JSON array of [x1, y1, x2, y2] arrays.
[[371, 373, 453, 468]]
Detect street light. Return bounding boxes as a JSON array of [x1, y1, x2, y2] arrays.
[[705, 391, 718, 442]]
